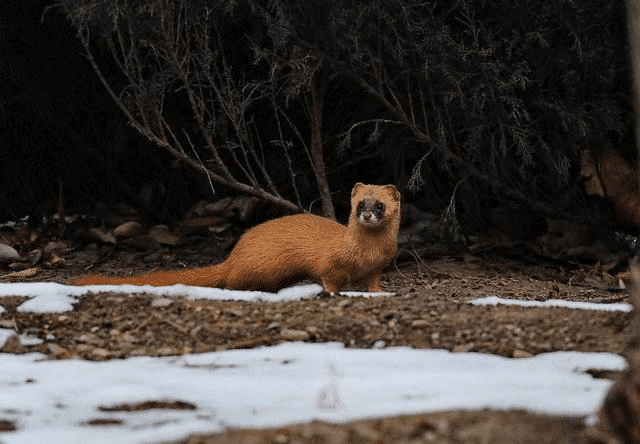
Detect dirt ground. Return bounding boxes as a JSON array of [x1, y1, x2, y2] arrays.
[[0, 242, 635, 443]]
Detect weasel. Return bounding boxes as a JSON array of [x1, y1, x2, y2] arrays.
[[70, 183, 401, 293]]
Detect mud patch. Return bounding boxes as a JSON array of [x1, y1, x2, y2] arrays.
[[0, 419, 16, 432], [99, 400, 197, 412]]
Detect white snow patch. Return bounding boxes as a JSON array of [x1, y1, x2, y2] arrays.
[[0, 283, 392, 314], [470, 296, 632, 312], [0, 343, 626, 444]]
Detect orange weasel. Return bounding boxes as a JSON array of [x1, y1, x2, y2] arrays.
[[70, 183, 401, 293]]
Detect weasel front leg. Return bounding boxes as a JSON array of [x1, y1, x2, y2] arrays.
[[366, 274, 384, 292], [322, 273, 349, 296]]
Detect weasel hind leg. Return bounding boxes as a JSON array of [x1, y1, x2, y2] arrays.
[[365, 274, 384, 292]]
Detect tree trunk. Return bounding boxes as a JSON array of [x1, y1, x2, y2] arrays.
[[627, 0, 640, 185], [307, 60, 335, 220]]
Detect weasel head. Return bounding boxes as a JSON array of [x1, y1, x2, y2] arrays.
[[350, 183, 401, 229]]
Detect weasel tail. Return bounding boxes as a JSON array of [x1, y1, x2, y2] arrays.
[[70, 183, 401, 293], [70, 264, 229, 288]]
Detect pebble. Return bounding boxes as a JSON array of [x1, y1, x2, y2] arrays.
[[113, 221, 144, 239], [305, 326, 320, 335], [513, 349, 533, 359], [47, 343, 74, 359], [0, 335, 23, 353], [0, 244, 22, 263], [90, 348, 111, 360], [151, 298, 174, 308], [452, 343, 474, 353], [280, 329, 310, 341], [148, 225, 183, 246], [412, 319, 429, 328]]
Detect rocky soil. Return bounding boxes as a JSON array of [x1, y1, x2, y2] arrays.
[[0, 236, 634, 443]]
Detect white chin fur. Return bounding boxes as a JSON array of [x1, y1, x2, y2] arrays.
[[358, 215, 381, 227]]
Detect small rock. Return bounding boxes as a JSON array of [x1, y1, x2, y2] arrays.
[[273, 433, 289, 444], [192, 196, 258, 222], [85, 227, 116, 245], [179, 216, 230, 236], [156, 345, 178, 356], [141, 250, 165, 263], [280, 329, 310, 341], [75, 344, 93, 353], [1, 334, 24, 353], [0, 244, 22, 263], [513, 349, 533, 359], [306, 326, 320, 335], [267, 322, 281, 331], [77, 333, 100, 345], [151, 298, 174, 308], [412, 319, 429, 328], [0, 320, 14, 329], [43, 241, 70, 258], [47, 343, 73, 359], [129, 348, 149, 357], [350, 424, 381, 441], [148, 225, 183, 246], [452, 343, 474, 353], [90, 348, 111, 360], [226, 308, 244, 317], [113, 221, 144, 239], [7, 262, 31, 271]]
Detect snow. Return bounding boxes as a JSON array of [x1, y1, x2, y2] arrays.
[[0, 282, 631, 443], [0, 283, 392, 314], [470, 295, 633, 312], [0, 344, 626, 444]]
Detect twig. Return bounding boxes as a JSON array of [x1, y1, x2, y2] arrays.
[[151, 312, 189, 335]]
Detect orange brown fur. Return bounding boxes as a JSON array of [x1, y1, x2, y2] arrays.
[[70, 183, 401, 293]]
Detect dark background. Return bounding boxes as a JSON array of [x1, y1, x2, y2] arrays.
[[0, 0, 633, 234]]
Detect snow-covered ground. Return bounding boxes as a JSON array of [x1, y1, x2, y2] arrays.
[[470, 295, 633, 312], [0, 283, 629, 444]]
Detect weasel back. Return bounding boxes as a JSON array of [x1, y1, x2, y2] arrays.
[[221, 214, 346, 291]]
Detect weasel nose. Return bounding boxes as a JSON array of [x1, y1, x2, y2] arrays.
[[362, 212, 372, 220]]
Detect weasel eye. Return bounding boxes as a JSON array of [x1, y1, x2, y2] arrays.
[[357, 202, 365, 211], [375, 202, 384, 211]]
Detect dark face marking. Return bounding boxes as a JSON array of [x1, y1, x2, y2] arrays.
[[356, 199, 386, 225]]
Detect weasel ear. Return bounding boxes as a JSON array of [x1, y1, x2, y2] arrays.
[[383, 184, 401, 202], [351, 182, 365, 197]]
